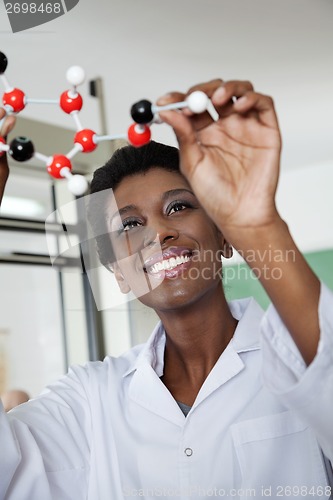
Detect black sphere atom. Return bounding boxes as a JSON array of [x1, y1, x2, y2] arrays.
[[130, 99, 154, 124], [0, 52, 8, 75], [9, 137, 35, 162]]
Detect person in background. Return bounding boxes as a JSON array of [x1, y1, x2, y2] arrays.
[[1, 389, 30, 412]]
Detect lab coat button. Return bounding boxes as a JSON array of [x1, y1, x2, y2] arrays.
[[184, 447, 193, 456]]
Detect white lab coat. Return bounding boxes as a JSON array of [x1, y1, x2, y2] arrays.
[[1, 284, 332, 500]]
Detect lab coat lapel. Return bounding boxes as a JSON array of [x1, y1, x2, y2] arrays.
[[192, 298, 264, 409], [126, 298, 264, 424], [127, 324, 184, 425], [193, 343, 245, 408], [129, 364, 185, 426]]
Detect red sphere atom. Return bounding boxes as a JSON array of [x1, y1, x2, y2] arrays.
[[127, 123, 151, 147], [60, 90, 83, 114], [74, 129, 97, 153], [2, 88, 26, 113], [47, 155, 72, 179]]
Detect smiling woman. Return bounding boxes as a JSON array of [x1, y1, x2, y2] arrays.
[[88, 148, 233, 319], [0, 79, 333, 499]]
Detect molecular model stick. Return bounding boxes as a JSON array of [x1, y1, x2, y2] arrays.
[[0, 51, 157, 196]]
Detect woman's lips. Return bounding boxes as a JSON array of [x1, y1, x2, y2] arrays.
[[144, 249, 193, 279], [148, 253, 192, 274]]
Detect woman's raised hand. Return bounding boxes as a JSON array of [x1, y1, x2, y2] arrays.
[[157, 79, 282, 248]]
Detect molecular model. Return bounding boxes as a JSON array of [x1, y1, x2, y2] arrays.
[[0, 51, 211, 196], [0, 51, 157, 196]]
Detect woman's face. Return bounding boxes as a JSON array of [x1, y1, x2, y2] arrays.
[[106, 167, 230, 312]]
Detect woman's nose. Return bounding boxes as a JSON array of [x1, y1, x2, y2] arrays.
[[143, 221, 179, 248]]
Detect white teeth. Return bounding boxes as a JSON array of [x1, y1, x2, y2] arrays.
[[169, 257, 176, 268], [148, 254, 191, 274]]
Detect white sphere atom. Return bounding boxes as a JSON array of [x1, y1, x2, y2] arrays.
[[67, 175, 88, 196], [186, 91, 209, 114], [66, 66, 85, 86]]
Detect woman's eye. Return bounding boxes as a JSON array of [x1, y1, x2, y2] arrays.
[[168, 201, 190, 215], [119, 219, 142, 233]]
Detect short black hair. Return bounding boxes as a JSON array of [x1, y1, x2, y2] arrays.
[[87, 141, 180, 269], [90, 140, 180, 193]]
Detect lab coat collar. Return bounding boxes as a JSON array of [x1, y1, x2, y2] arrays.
[[123, 297, 264, 379], [190, 297, 264, 409], [122, 321, 166, 379], [229, 297, 265, 353], [123, 298, 265, 423]]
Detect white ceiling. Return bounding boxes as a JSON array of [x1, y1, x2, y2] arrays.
[[0, 0, 333, 174]]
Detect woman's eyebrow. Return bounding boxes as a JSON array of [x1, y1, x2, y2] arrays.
[[108, 189, 195, 223], [162, 188, 195, 201], [109, 204, 137, 224]]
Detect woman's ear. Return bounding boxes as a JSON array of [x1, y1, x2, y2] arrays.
[[112, 263, 131, 294], [217, 230, 233, 259], [221, 240, 233, 259]]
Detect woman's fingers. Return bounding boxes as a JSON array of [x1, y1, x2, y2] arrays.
[[233, 91, 279, 130], [156, 79, 225, 107], [0, 111, 16, 139], [158, 80, 279, 129], [157, 107, 203, 180], [186, 79, 255, 119], [211, 81, 279, 128], [211, 80, 254, 106], [157, 80, 258, 129], [156, 90, 213, 131], [186, 79, 224, 99]]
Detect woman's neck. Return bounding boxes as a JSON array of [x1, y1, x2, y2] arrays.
[[157, 286, 238, 406]]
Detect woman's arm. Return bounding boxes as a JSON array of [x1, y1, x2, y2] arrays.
[[0, 366, 91, 499], [157, 79, 321, 365], [0, 109, 16, 205]]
